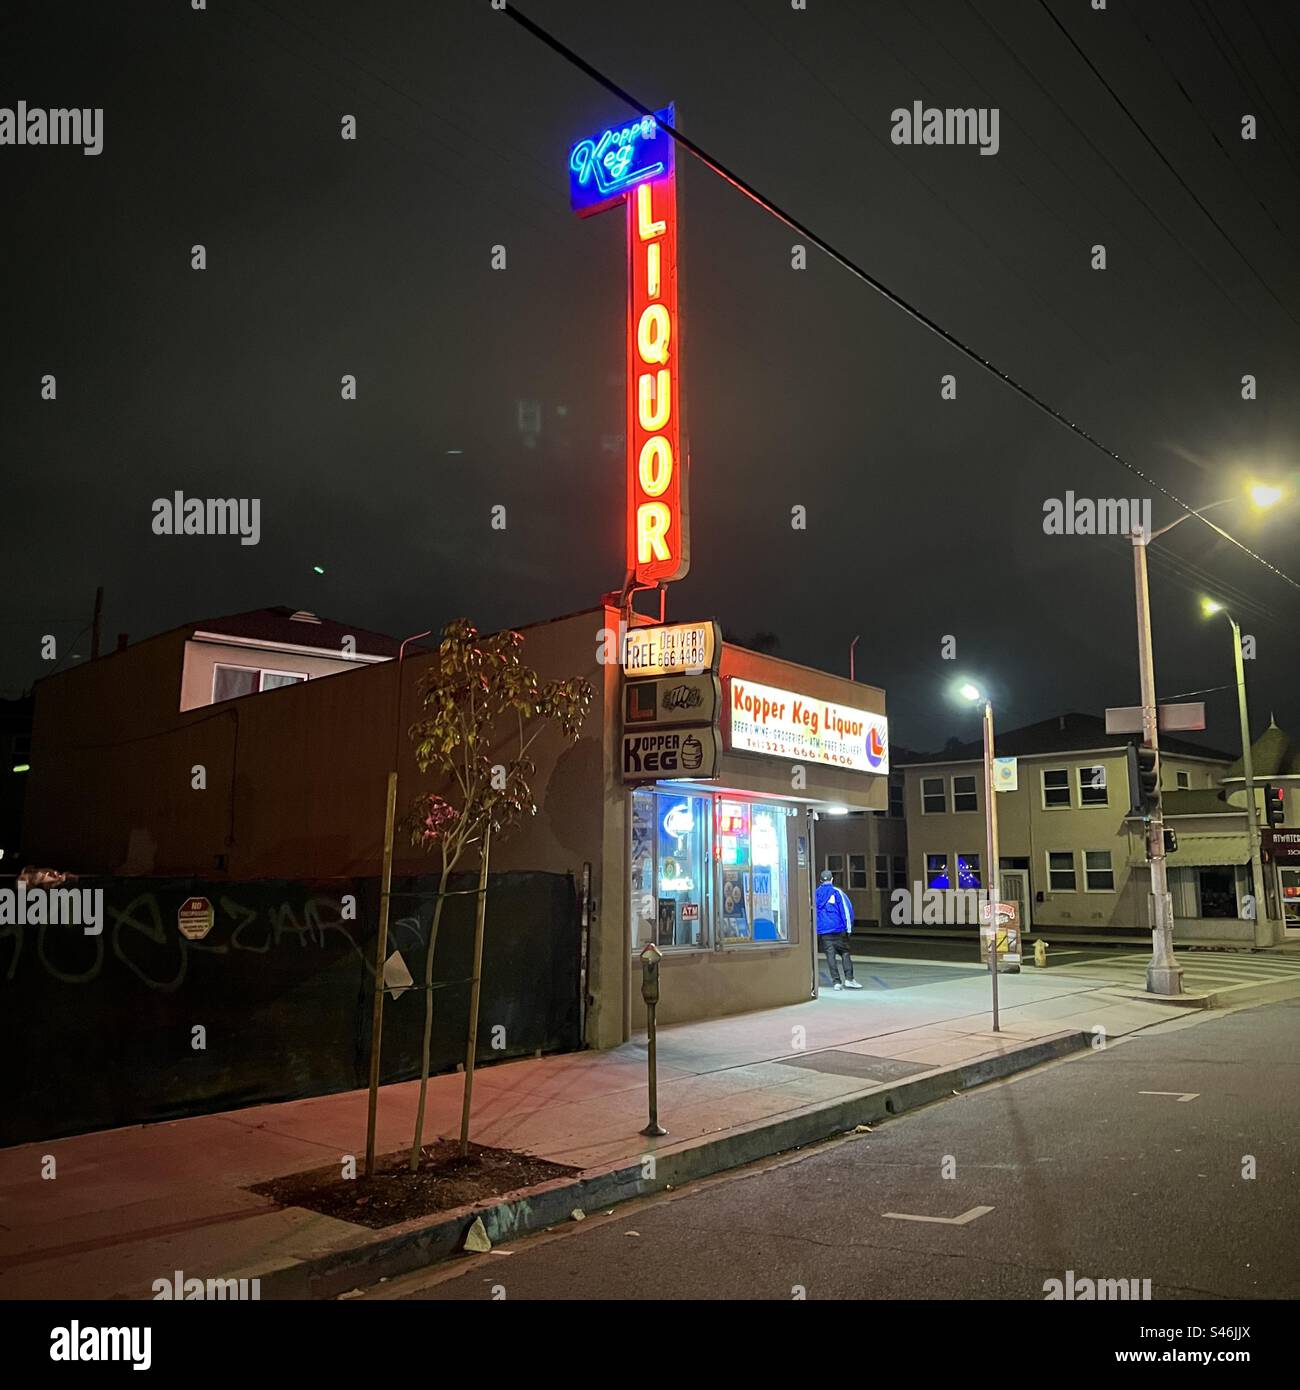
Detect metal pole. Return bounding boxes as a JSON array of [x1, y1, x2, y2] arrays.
[[642, 1001, 666, 1136], [364, 630, 432, 1176], [458, 826, 492, 1157], [1231, 616, 1270, 945], [364, 770, 398, 1177], [982, 700, 1000, 1031], [1133, 533, 1182, 994], [850, 635, 860, 682]]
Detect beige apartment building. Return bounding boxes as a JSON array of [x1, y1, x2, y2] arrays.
[[897, 713, 1234, 938]]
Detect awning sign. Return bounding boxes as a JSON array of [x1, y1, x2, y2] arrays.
[[726, 677, 888, 773]]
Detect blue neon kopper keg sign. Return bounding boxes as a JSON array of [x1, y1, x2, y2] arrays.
[[568, 105, 675, 217]]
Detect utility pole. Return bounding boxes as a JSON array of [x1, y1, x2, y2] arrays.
[[981, 697, 1001, 1031], [1229, 614, 1270, 945], [1132, 531, 1182, 995]]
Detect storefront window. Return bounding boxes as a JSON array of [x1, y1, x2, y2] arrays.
[[631, 789, 709, 948], [631, 790, 791, 949]]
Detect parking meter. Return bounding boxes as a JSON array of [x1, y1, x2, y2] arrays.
[[640, 942, 662, 1005]]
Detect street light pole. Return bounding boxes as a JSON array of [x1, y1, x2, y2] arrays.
[[981, 698, 1001, 1031], [1228, 614, 1270, 945], [1132, 532, 1182, 995]]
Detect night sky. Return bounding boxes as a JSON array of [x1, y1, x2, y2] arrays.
[[3, 0, 1297, 754]]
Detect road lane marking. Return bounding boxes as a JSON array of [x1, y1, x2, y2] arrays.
[[882, 1205, 994, 1226], [1138, 1090, 1199, 1102]]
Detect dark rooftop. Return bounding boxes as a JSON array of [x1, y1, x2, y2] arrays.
[[899, 712, 1234, 765]]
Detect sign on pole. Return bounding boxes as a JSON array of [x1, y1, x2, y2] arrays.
[[1105, 702, 1206, 735]]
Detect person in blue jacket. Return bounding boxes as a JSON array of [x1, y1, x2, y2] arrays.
[[816, 869, 862, 991]]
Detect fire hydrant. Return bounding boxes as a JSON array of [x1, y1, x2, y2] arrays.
[[1033, 938, 1048, 969]]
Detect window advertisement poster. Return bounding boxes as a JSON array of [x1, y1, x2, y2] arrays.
[[720, 868, 751, 941], [726, 677, 888, 773]]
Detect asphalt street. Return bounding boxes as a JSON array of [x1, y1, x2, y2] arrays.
[[361, 997, 1300, 1302]]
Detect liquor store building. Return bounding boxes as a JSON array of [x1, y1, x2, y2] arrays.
[[618, 622, 889, 1031]]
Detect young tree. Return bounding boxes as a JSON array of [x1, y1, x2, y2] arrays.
[[403, 619, 592, 1171]]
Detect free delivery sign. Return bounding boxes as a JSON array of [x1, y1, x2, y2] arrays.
[[726, 678, 889, 774]]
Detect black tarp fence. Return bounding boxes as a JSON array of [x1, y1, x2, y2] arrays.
[[0, 870, 581, 1147]]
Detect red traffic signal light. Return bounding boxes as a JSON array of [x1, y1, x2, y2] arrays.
[[1264, 784, 1285, 827]]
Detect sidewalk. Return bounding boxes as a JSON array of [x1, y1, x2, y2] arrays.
[[0, 960, 1222, 1299]]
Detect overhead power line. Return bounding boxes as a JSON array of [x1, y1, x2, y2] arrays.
[[502, 2, 1300, 597], [1035, 0, 1300, 335]]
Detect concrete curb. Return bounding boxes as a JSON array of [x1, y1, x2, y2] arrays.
[[250, 1029, 1091, 1299]]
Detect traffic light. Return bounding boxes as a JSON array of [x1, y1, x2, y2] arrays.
[[1264, 784, 1285, 827], [1127, 743, 1160, 816], [1163, 828, 1178, 855]]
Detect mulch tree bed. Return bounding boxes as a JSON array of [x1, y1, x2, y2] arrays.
[[252, 1139, 580, 1230]]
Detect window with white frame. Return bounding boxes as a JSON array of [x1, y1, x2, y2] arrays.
[[922, 777, 947, 814], [1084, 850, 1115, 891], [849, 853, 868, 889], [1078, 765, 1108, 806], [1042, 768, 1071, 809], [212, 664, 307, 703], [891, 855, 907, 889], [952, 774, 978, 812], [825, 854, 845, 887], [925, 852, 950, 888], [1176, 770, 1190, 790], [956, 852, 981, 889], [1047, 850, 1077, 891], [874, 854, 888, 890]]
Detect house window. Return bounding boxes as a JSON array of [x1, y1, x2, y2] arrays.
[[956, 852, 981, 889], [1047, 851, 1077, 891], [891, 855, 907, 889], [873, 854, 888, 890], [1078, 766, 1108, 806], [212, 665, 307, 703], [1176, 770, 1190, 790], [825, 854, 845, 887], [888, 782, 905, 818], [925, 853, 950, 889], [1084, 850, 1115, 891], [952, 775, 978, 813], [922, 777, 947, 814], [1042, 768, 1071, 809], [849, 853, 869, 889]]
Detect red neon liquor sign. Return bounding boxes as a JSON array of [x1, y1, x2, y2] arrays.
[[627, 176, 686, 582], [569, 105, 688, 586]]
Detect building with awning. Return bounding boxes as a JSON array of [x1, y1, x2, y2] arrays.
[[1161, 719, 1300, 943]]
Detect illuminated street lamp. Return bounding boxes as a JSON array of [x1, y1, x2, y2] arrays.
[[1201, 596, 1274, 942], [958, 680, 1001, 1031], [1128, 481, 1284, 995]]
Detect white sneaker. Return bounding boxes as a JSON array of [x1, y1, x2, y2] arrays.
[[831, 982, 843, 991], [844, 980, 863, 990]]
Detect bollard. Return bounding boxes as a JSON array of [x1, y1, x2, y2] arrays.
[[639, 942, 667, 1137]]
